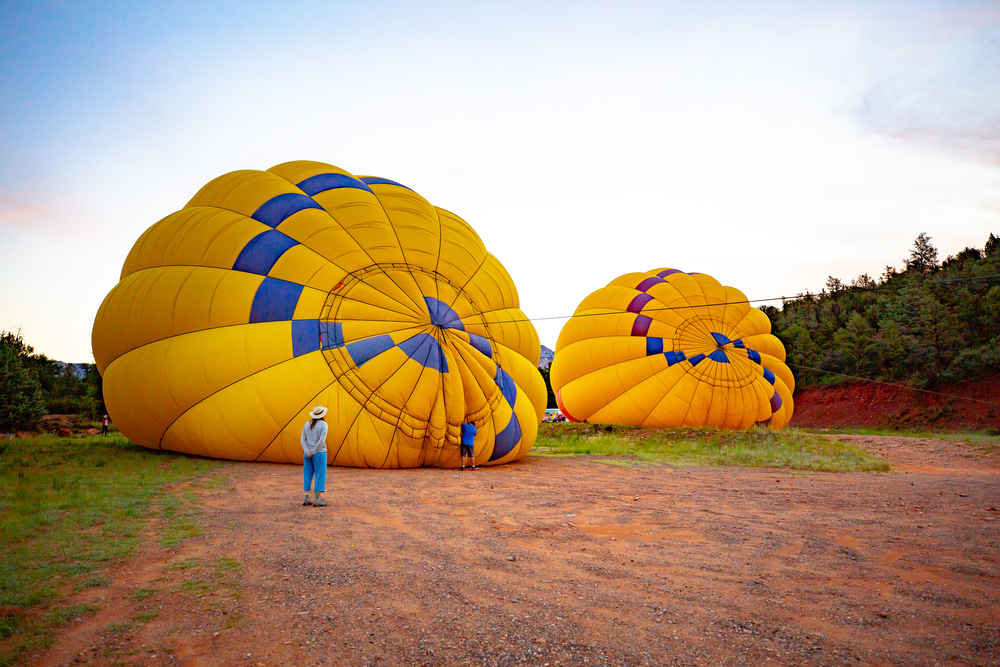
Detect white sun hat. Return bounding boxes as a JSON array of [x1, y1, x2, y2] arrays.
[[309, 405, 328, 419]]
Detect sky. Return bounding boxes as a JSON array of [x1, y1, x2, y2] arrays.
[[1, 0, 998, 362]]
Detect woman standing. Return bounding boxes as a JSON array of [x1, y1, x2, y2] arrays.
[[301, 405, 328, 507]]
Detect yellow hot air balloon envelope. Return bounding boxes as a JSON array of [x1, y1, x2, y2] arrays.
[[92, 161, 545, 466], [550, 269, 794, 429]]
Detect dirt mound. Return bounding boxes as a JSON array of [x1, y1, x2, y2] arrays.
[[791, 375, 1000, 431]]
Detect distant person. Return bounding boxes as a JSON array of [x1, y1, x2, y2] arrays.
[[460, 420, 477, 469], [100, 414, 110, 436], [301, 405, 328, 507]]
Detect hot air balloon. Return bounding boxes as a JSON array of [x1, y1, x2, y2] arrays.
[[92, 161, 545, 466], [550, 269, 794, 429]]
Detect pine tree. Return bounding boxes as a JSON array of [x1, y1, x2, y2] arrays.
[[0, 332, 46, 431], [985, 233, 1000, 258], [904, 233, 939, 274]]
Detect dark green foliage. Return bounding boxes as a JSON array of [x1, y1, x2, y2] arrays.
[[0, 332, 104, 420], [904, 232, 939, 274], [0, 332, 46, 431], [774, 233, 1000, 389], [538, 366, 558, 409]]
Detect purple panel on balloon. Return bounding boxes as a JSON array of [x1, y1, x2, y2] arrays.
[[636, 277, 665, 292], [657, 269, 683, 278], [769, 391, 783, 412], [626, 293, 653, 314], [631, 315, 652, 336]]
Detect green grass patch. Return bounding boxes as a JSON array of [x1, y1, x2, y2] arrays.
[[130, 588, 156, 601], [804, 426, 1000, 456], [805, 426, 1000, 442], [211, 556, 241, 572], [133, 611, 159, 624], [158, 491, 202, 548], [163, 557, 201, 571], [534, 423, 890, 472], [0, 435, 220, 666], [105, 610, 159, 635], [76, 577, 110, 591]]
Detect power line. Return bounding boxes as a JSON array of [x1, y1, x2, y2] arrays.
[[484, 272, 1000, 326]]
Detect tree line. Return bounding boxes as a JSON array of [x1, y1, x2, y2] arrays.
[[764, 232, 1000, 389], [0, 331, 104, 432]]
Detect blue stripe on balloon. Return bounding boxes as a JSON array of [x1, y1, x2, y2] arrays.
[[320, 322, 344, 350], [747, 349, 762, 364], [424, 296, 465, 330], [763, 368, 776, 385], [467, 332, 492, 358], [359, 176, 414, 191], [297, 173, 374, 196], [346, 335, 396, 368], [398, 333, 449, 373], [688, 353, 706, 367], [252, 193, 323, 228], [711, 332, 731, 346], [733, 339, 745, 349], [646, 337, 664, 356], [664, 351, 686, 366], [249, 278, 304, 324], [291, 320, 320, 357], [495, 366, 517, 408], [708, 349, 729, 363], [233, 230, 299, 275], [490, 413, 521, 461]]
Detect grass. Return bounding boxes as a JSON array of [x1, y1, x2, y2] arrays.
[[105, 610, 159, 635], [0, 435, 220, 666], [533, 423, 891, 472], [172, 554, 242, 602], [805, 425, 1000, 441]]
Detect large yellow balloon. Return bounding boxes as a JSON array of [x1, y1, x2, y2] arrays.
[[92, 161, 545, 466], [550, 269, 794, 429]]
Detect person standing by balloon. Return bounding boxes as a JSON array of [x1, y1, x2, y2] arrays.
[[460, 420, 477, 469], [301, 406, 328, 506]]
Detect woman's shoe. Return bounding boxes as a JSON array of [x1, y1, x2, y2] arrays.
[[303, 496, 313, 506], [314, 498, 328, 507]]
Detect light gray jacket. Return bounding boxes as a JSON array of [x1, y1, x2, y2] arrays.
[[301, 420, 328, 455]]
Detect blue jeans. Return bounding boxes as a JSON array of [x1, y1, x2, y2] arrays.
[[303, 452, 327, 493]]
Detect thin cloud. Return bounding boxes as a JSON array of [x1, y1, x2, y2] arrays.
[[854, 8, 1000, 163], [0, 193, 48, 230]]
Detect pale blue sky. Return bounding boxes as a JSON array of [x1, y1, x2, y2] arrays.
[[2, 1, 998, 361]]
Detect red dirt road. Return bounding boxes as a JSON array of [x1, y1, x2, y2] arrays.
[[31, 436, 1000, 667]]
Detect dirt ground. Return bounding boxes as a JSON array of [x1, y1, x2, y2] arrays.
[[30, 435, 1000, 667]]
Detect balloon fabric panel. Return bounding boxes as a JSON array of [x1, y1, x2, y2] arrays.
[[92, 161, 544, 466], [551, 269, 795, 429]]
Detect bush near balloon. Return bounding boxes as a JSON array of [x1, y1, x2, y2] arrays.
[[534, 422, 889, 472], [0, 435, 220, 666]]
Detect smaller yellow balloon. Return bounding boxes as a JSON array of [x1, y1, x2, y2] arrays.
[[550, 269, 794, 429]]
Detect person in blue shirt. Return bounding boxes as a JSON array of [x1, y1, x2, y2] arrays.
[[460, 421, 477, 469]]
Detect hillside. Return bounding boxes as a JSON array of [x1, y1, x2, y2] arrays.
[[790, 375, 1000, 431]]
